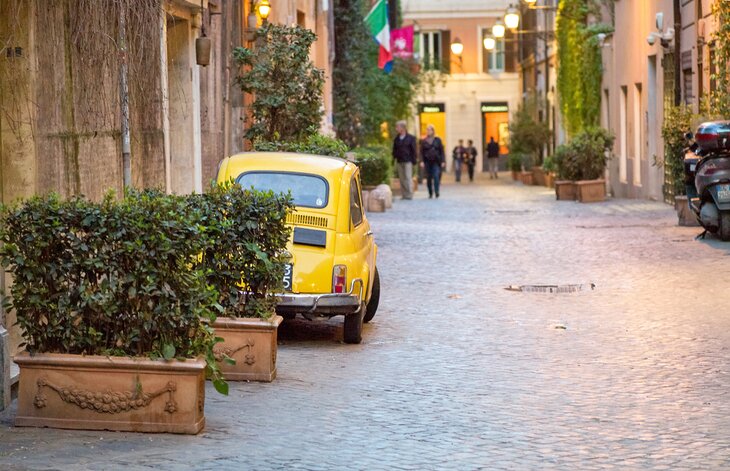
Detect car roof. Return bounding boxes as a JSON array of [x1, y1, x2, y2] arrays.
[[225, 152, 355, 179]]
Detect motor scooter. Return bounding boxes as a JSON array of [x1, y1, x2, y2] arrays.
[[684, 120, 730, 240]]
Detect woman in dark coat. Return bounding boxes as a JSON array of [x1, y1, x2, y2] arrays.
[[419, 124, 446, 198]]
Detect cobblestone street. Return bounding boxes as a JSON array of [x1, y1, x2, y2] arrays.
[[2, 174, 730, 470]]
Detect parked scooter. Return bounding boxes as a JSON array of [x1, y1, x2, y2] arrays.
[[684, 121, 730, 240]]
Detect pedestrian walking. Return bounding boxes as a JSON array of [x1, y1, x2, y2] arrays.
[[465, 139, 478, 182], [392, 120, 417, 200], [452, 139, 466, 183], [420, 124, 445, 199], [486, 136, 500, 179]]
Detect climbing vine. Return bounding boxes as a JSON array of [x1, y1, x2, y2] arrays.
[[709, 0, 730, 117], [556, 0, 611, 136]]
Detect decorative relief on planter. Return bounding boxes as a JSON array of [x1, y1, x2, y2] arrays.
[[214, 338, 256, 365], [33, 377, 178, 414]]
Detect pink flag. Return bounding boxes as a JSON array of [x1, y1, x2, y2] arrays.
[[390, 25, 414, 59]]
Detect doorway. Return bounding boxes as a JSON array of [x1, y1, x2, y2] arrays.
[[481, 103, 509, 171]]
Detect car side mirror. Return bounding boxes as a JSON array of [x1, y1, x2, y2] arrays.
[[685, 132, 694, 141]]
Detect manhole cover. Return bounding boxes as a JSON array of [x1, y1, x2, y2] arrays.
[[505, 283, 595, 293]]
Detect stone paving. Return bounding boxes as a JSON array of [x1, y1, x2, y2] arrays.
[[2, 174, 730, 470]]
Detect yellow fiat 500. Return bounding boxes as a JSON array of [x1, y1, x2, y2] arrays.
[[216, 152, 380, 344]]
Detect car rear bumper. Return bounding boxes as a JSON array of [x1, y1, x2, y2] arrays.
[[275, 279, 363, 316]]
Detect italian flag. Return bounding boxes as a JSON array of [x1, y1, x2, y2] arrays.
[[365, 0, 393, 72]]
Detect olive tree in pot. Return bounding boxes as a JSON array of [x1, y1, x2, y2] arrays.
[[508, 95, 550, 185], [0, 190, 225, 434], [195, 183, 293, 382]]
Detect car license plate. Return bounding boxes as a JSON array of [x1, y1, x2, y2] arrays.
[[283, 264, 293, 292], [690, 163, 696, 172], [718, 184, 730, 202]]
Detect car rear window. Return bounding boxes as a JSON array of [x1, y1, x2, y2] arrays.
[[236, 171, 329, 208]]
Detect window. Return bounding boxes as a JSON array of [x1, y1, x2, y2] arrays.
[[236, 172, 329, 208], [619, 86, 628, 183], [683, 68, 694, 105], [418, 31, 442, 71], [482, 29, 514, 73], [350, 176, 363, 227]]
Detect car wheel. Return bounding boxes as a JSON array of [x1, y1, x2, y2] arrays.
[[363, 268, 380, 323], [343, 303, 364, 344], [720, 211, 730, 241]]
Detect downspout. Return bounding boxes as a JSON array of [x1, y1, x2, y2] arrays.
[[673, 0, 681, 106]]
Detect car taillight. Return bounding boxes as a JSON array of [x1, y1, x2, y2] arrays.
[[332, 265, 347, 293]]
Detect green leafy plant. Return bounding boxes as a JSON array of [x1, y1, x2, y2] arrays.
[[542, 154, 557, 173], [0, 189, 228, 393], [353, 146, 392, 187], [233, 24, 324, 142], [555, 127, 615, 180], [508, 153, 524, 172], [709, 0, 730, 117], [194, 182, 293, 320], [661, 104, 696, 197], [556, 0, 612, 136], [253, 133, 349, 158], [508, 95, 550, 164]]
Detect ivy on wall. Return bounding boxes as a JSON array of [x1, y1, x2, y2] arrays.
[[710, 0, 730, 116], [556, 0, 611, 136]]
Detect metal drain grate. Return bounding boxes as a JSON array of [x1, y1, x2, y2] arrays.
[[505, 283, 596, 293]]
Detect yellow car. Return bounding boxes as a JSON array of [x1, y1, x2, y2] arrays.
[[216, 152, 380, 344]]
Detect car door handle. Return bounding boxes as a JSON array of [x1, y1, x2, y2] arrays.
[[366, 230, 373, 237]]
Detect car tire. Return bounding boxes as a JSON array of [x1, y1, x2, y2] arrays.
[[343, 304, 364, 344], [720, 211, 730, 241], [363, 268, 380, 323]]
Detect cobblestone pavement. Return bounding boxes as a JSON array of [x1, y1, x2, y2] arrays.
[[2, 174, 730, 470]]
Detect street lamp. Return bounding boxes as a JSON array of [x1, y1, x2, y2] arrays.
[[492, 19, 506, 38], [450, 38, 464, 56], [505, 6, 520, 30], [257, 0, 271, 20], [483, 35, 496, 51], [524, 0, 537, 5]]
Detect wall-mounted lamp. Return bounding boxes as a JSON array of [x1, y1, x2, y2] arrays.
[[450, 38, 464, 56], [483, 35, 496, 51], [257, 0, 271, 21], [524, 0, 537, 5], [504, 6, 520, 30], [492, 19, 506, 38]]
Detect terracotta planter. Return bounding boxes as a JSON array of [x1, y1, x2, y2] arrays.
[[576, 179, 606, 203], [520, 171, 534, 185], [531, 166, 546, 186], [212, 315, 283, 382], [674, 195, 700, 226], [544, 172, 555, 188], [511, 170, 520, 181], [15, 352, 206, 434], [555, 180, 577, 200]]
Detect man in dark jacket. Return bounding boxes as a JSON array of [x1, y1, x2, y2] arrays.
[[486, 136, 500, 179], [392, 120, 417, 199]]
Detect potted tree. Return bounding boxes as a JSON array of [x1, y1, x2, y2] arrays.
[[196, 183, 292, 382], [554, 144, 578, 200], [0, 190, 225, 434], [662, 104, 699, 225], [520, 154, 535, 185], [508, 95, 550, 186]]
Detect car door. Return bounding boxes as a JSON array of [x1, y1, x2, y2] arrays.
[[349, 172, 375, 299]]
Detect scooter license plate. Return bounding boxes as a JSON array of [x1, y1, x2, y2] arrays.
[[718, 185, 730, 202]]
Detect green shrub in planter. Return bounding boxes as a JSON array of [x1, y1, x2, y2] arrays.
[[0, 190, 228, 392], [508, 153, 524, 172], [253, 133, 349, 158], [555, 127, 614, 180], [542, 154, 556, 173], [194, 182, 293, 319], [353, 146, 392, 187]]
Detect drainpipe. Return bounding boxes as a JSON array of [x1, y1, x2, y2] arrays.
[[119, 6, 132, 188], [673, 0, 681, 106]]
